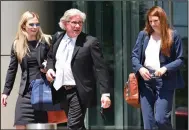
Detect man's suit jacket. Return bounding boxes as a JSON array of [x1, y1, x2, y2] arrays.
[[46, 31, 110, 107], [3, 40, 50, 96], [132, 30, 184, 90]]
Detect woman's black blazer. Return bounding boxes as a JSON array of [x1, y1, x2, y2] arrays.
[[3, 40, 50, 96]]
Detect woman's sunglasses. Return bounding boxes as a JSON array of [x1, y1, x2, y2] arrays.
[[29, 23, 40, 27]]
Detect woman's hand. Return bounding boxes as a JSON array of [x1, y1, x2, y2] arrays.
[[154, 67, 167, 77], [139, 67, 151, 80], [1, 94, 8, 107]]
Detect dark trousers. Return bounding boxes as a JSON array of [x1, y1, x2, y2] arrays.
[[140, 78, 174, 130], [60, 87, 86, 130]]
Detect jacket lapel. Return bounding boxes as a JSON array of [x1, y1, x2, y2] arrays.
[[53, 32, 66, 58], [22, 56, 28, 70], [71, 46, 80, 60], [142, 35, 150, 56], [141, 34, 150, 64], [36, 41, 42, 65], [71, 32, 86, 60]]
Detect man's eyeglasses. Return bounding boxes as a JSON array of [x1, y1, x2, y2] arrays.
[[67, 21, 83, 26], [28, 23, 40, 27]]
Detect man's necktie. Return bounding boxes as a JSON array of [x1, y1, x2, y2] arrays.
[[64, 38, 72, 62]]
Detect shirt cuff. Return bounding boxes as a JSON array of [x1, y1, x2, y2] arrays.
[[102, 93, 110, 97]]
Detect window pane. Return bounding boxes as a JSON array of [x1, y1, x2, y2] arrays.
[[173, 2, 188, 26]]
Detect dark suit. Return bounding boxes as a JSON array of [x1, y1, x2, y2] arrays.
[[46, 31, 110, 129], [131, 30, 184, 129], [3, 40, 50, 96]]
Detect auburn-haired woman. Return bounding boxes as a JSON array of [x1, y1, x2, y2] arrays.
[[132, 6, 184, 130], [1, 11, 51, 129]]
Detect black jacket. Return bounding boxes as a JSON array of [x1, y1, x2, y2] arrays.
[[3, 40, 50, 96]]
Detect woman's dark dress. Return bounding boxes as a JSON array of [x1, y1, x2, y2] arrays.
[[14, 40, 48, 125]]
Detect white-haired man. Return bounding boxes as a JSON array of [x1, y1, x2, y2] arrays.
[[46, 8, 111, 130]]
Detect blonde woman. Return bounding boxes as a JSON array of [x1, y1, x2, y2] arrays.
[[1, 11, 51, 129]]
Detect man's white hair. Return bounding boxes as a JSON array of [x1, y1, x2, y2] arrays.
[[59, 8, 86, 30]]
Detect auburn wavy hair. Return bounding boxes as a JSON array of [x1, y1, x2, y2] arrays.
[[144, 6, 173, 57]]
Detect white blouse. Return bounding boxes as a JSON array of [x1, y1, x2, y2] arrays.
[[144, 35, 161, 70]]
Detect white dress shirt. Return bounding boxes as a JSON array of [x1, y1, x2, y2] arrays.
[[53, 34, 77, 90]]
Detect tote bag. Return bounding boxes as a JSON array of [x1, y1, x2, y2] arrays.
[[30, 77, 62, 111]]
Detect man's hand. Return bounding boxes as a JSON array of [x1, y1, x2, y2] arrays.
[[40, 68, 47, 73], [139, 67, 151, 80], [46, 69, 56, 82], [154, 67, 167, 77], [101, 95, 111, 109], [1, 94, 8, 107]]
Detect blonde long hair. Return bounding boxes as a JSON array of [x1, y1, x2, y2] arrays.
[[13, 11, 51, 63], [144, 6, 173, 57]]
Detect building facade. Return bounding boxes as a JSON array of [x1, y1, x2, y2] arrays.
[[1, 1, 188, 129]]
